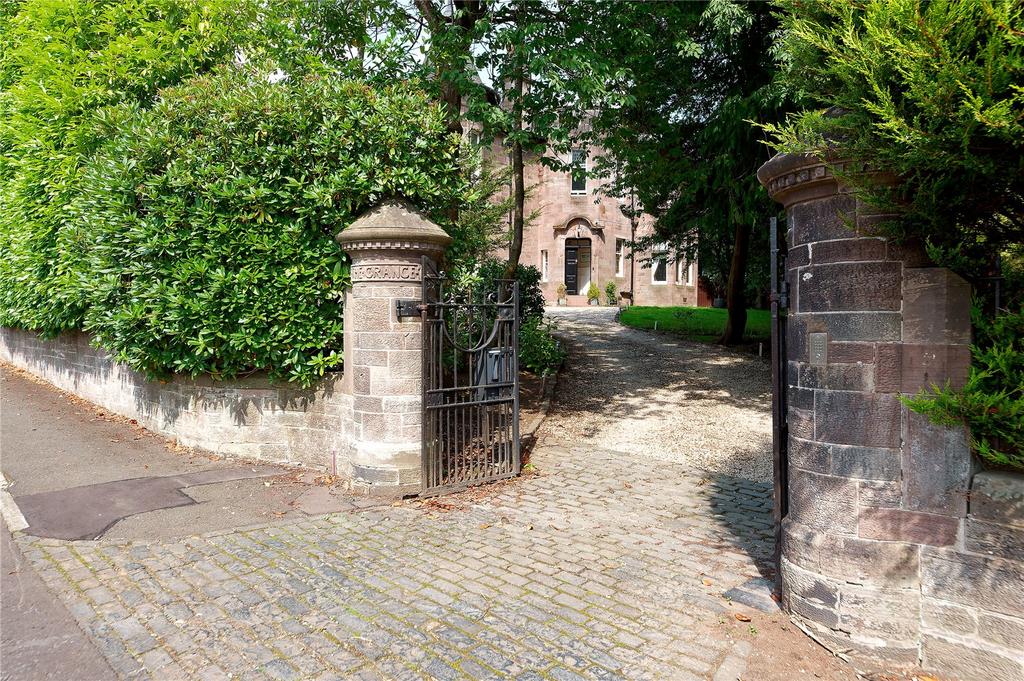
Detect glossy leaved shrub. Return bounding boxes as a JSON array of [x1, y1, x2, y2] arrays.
[[0, 0, 263, 334], [62, 65, 463, 385]]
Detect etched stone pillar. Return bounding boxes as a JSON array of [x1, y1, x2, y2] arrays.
[[757, 154, 974, 670], [336, 199, 451, 494]]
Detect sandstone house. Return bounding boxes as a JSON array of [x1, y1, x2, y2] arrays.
[[482, 138, 702, 307]]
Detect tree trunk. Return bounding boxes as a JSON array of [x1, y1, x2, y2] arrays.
[[719, 221, 750, 345], [414, 0, 484, 136], [439, 82, 463, 137], [505, 140, 525, 278], [504, 46, 526, 279]]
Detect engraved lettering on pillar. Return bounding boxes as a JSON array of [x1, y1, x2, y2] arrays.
[[351, 263, 422, 283]]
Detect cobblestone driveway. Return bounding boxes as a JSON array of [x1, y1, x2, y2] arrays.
[[17, 445, 773, 681], [13, 310, 794, 680]]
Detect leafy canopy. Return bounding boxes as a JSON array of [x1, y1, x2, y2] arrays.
[[582, 0, 787, 339]]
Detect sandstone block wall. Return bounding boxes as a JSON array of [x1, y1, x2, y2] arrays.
[[334, 199, 451, 495], [919, 472, 1024, 679], [759, 153, 1024, 679], [1, 328, 350, 472]]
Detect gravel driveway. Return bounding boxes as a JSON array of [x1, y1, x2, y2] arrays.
[[538, 307, 772, 482]]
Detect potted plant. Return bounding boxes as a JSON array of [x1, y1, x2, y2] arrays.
[[586, 282, 601, 306], [604, 281, 617, 306], [556, 282, 567, 306]]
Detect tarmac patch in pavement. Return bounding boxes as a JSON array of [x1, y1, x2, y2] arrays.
[[14, 466, 283, 540]]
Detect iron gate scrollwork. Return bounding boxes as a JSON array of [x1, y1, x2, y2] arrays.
[[421, 256, 521, 496]]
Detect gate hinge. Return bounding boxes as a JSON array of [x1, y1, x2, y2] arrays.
[[395, 299, 423, 319]]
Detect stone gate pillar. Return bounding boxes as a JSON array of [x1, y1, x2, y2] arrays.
[[757, 154, 976, 670], [336, 199, 451, 495]]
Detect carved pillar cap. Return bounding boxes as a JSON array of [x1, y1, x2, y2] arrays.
[[336, 198, 452, 255], [757, 152, 854, 208]]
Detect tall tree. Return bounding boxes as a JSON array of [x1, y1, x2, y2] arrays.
[[584, 0, 786, 344], [413, 0, 487, 136], [415, 0, 622, 275]]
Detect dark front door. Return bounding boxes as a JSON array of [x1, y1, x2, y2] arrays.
[[565, 247, 578, 295]]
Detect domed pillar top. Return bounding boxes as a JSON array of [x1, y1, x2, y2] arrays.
[[335, 198, 451, 495]]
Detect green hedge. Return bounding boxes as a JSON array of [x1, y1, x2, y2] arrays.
[[64, 66, 463, 384], [0, 0, 511, 386], [0, 0, 507, 386], [0, 0, 261, 334]]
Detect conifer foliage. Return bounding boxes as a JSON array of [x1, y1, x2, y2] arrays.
[[767, 0, 1024, 470]]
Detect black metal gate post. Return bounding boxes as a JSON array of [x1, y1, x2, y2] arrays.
[[769, 216, 789, 585], [420, 257, 521, 496]]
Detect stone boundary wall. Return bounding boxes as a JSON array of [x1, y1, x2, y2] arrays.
[[1, 328, 350, 473], [758, 153, 1024, 680], [918, 471, 1024, 679]]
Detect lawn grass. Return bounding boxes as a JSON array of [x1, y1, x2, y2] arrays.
[[618, 306, 771, 344]]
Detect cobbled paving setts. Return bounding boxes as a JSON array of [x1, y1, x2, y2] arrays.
[[16, 443, 774, 680]]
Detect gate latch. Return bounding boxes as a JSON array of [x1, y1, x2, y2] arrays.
[[395, 299, 423, 319]]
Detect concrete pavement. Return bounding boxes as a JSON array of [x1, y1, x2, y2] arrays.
[[1, 523, 115, 680], [1, 367, 380, 541]]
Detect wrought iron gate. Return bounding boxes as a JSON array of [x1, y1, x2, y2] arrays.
[[769, 216, 789, 576], [421, 257, 521, 496]]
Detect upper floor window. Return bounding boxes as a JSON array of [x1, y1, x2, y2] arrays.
[[570, 149, 586, 194], [652, 243, 668, 284], [615, 238, 626, 277], [541, 249, 549, 282]]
